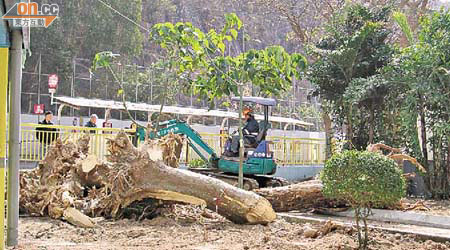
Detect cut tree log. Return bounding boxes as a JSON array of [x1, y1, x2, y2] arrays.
[[105, 133, 276, 224], [20, 132, 275, 225], [255, 180, 344, 212], [254, 143, 426, 212]]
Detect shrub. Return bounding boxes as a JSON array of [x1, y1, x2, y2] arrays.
[[188, 159, 206, 168], [321, 150, 405, 249]]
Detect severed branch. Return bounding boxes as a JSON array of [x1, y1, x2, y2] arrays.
[[367, 143, 426, 173]]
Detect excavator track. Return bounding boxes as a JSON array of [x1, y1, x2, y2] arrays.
[[188, 168, 260, 190], [188, 168, 289, 190], [264, 176, 290, 188]]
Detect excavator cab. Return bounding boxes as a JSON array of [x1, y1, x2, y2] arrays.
[[230, 96, 275, 151], [217, 97, 277, 179], [148, 96, 283, 189]]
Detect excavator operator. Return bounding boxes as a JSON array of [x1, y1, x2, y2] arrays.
[[225, 107, 259, 157]]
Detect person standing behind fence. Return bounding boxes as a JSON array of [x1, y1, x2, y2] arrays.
[[85, 114, 98, 133], [36, 111, 59, 157], [85, 114, 98, 155], [128, 123, 141, 147], [71, 117, 78, 133]]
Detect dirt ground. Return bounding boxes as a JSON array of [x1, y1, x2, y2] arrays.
[[8, 205, 450, 250], [402, 198, 450, 217]]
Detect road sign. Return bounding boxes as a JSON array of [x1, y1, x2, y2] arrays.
[[33, 104, 44, 114], [48, 74, 58, 90]]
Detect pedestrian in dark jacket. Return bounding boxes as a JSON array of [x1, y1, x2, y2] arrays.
[[85, 114, 98, 133], [36, 111, 59, 145]]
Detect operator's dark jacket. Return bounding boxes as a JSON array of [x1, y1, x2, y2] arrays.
[[243, 116, 259, 135], [36, 119, 59, 144], [230, 115, 259, 153]]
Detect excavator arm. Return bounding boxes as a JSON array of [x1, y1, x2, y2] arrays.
[[149, 120, 219, 164]]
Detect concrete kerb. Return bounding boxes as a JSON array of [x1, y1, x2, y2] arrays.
[[278, 213, 450, 243], [326, 208, 450, 230]]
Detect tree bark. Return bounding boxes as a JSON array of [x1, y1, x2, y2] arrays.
[[347, 105, 354, 150], [322, 111, 333, 159], [368, 105, 375, 145], [418, 103, 429, 168], [444, 141, 450, 196], [254, 180, 344, 212]]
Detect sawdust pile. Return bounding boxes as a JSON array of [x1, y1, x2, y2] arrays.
[[20, 133, 184, 227]]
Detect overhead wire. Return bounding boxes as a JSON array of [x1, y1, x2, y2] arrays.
[[95, 0, 150, 32]]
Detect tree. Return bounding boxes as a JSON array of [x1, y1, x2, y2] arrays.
[[94, 13, 308, 188], [321, 150, 405, 249], [256, 0, 436, 156], [26, 0, 144, 93], [385, 9, 450, 197], [254, 0, 343, 46], [308, 4, 394, 150]]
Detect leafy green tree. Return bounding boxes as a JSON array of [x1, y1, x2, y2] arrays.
[[93, 13, 308, 188], [149, 14, 307, 106], [308, 4, 394, 149], [321, 150, 406, 249], [192, 46, 307, 104], [385, 9, 450, 197]]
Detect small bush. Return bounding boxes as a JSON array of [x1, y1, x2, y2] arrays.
[[188, 159, 206, 168], [321, 150, 405, 249]]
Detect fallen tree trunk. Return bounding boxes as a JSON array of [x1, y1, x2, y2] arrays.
[[20, 132, 275, 226], [255, 180, 344, 212], [104, 133, 275, 224], [255, 143, 426, 212]]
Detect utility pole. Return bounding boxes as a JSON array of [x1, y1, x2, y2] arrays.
[[7, 29, 23, 247], [37, 53, 41, 121], [71, 58, 75, 116], [150, 82, 153, 104], [190, 85, 193, 107], [150, 68, 153, 105], [105, 74, 109, 100], [89, 72, 92, 116], [135, 84, 139, 120]]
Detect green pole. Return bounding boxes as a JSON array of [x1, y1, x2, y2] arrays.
[[0, 46, 9, 250], [7, 29, 22, 247], [238, 84, 244, 189], [238, 24, 245, 189]]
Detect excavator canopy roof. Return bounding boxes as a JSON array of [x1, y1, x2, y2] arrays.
[[230, 97, 277, 106]]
